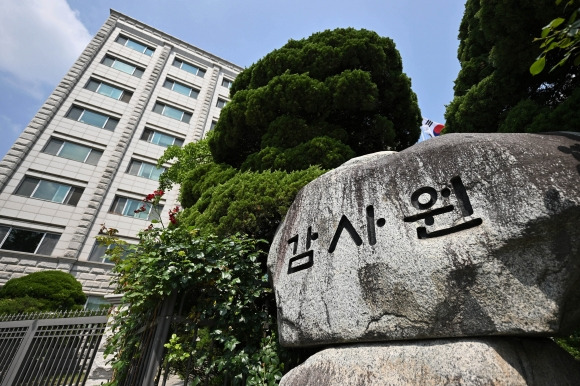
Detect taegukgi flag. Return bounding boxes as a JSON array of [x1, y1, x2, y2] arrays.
[[421, 118, 445, 138]]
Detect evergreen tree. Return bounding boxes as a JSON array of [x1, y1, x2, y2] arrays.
[[209, 28, 421, 171], [445, 0, 580, 134]]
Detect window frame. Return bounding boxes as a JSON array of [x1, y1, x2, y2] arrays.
[[221, 78, 233, 89], [216, 98, 227, 109], [109, 196, 163, 221], [85, 78, 132, 102], [15, 176, 84, 206], [42, 138, 103, 165], [0, 225, 61, 255], [152, 102, 192, 123], [101, 55, 144, 78], [172, 58, 206, 78], [88, 241, 131, 264], [141, 128, 184, 148], [115, 35, 155, 56], [162, 78, 199, 99], [66, 105, 119, 131], [126, 159, 166, 181]]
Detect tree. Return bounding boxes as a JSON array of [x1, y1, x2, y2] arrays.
[[531, 0, 580, 74], [0, 271, 86, 313], [158, 138, 326, 242], [445, 0, 580, 134], [209, 28, 421, 171]]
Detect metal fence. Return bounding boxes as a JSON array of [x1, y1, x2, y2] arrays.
[[0, 310, 108, 386]]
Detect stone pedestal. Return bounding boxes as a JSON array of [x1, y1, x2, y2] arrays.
[[281, 337, 580, 385]]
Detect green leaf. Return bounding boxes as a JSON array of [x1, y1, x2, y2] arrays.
[[530, 56, 546, 75], [551, 17, 566, 28], [574, 53, 580, 65], [541, 27, 552, 38]]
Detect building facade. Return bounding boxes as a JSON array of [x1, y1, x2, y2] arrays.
[[0, 10, 242, 305]]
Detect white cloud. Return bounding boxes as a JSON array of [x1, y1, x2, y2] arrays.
[[0, 0, 91, 93]]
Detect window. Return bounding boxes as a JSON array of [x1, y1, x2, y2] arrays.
[[163, 78, 199, 98], [88, 242, 130, 264], [85, 79, 132, 102], [216, 98, 227, 108], [85, 296, 112, 310], [172, 58, 206, 78], [0, 225, 60, 255], [15, 177, 83, 206], [115, 35, 154, 56], [66, 106, 119, 131], [101, 55, 144, 78], [141, 128, 184, 147], [127, 159, 165, 181], [110, 196, 163, 221], [221, 78, 233, 89], [209, 121, 217, 131], [42, 138, 103, 165], [153, 102, 192, 123]]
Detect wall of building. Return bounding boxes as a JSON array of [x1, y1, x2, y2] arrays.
[[0, 10, 242, 298]]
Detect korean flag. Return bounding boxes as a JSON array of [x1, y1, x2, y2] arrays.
[[421, 118, 445, 139]]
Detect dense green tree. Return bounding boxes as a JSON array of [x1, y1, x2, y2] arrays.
[[178, 165, 325, 241], [158, 138, 325, 242], [0, 271, 86, 313], [445, 0, 580, 134], [209, 28, 421, 171]]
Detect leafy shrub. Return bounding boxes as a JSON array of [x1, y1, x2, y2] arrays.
[[101, 226, 284, 385], [0, 271, 86, 312]]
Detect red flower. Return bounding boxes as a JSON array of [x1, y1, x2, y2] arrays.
[[168, 205, 179, 225]]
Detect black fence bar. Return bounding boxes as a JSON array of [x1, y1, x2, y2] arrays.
[[0, 310, 108, 386]]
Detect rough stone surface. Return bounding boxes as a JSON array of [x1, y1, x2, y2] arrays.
[[268, 133, 580, 346], [280, 337, 580, 385]]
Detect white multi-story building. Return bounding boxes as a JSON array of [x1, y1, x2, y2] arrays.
[[0, 10, 242, 306]]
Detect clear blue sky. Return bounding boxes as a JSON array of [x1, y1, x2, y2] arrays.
[[0, 0, 466, 158]]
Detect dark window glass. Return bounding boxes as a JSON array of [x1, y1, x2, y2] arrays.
[[66, 187, 83, 206], [120, 91, 132, 103], [1, 228, 44, 253], [86, 79, 100, 92], [36, 233, 60, 255], [0, 226, 61, 255], [15, 177, 39, 197], [67, 106, 83, 121], [104, 117, 119, 131], [85, 149, 103, 165]]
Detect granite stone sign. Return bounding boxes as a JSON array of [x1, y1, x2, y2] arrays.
[[268, 133, 580, 347]]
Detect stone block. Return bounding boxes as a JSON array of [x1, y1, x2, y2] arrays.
[[36, 261, 58, 269], [268, 133, 580, 346], [57, 263, 73, 271], [90, 268, 107, 275], [280, 338, 580, 385], [19, 259, 39, 267], [78, 273, 97, 281], [72, 265, 92, 273], [5, 265, 26, 273], [0, 257, 20, 264]]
